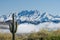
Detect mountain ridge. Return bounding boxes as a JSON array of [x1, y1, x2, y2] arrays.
[[0, 10, 60, 25]]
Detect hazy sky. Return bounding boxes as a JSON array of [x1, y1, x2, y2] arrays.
[[0, 0, 60, 16]]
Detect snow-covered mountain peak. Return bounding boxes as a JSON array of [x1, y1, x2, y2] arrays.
[[18, 10, 40, 22], [40, 12, 53, 20]]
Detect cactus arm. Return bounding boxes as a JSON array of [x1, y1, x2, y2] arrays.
[[9, 23, 13, 33]]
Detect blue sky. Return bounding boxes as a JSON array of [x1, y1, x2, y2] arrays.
[[0, 0, 60, 16]]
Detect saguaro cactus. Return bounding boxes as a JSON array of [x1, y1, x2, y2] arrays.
[[9, 13, 17, 40]]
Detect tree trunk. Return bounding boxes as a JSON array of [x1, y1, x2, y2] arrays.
[[12, 33, 15, 40]]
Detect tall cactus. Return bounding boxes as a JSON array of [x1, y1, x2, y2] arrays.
[[9, 13, 18, 40]]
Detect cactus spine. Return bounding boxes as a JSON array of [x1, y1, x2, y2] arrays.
[[9, 13, 17, 40]]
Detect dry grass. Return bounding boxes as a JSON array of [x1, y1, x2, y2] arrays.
[[0, 29, 60, 40]]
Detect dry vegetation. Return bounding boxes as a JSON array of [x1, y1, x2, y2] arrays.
[[0, 29, 60, 40]]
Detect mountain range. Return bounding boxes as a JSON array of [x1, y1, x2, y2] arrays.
[[0, 10, 60, 33], [0, 10, 60, 25]]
